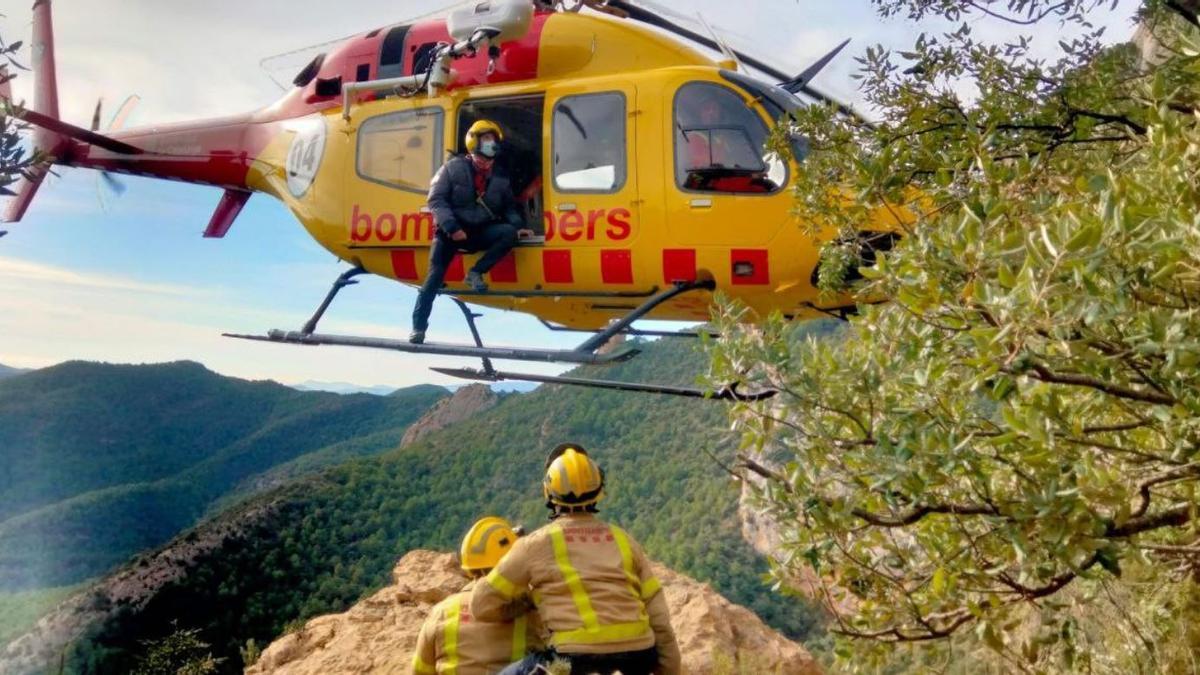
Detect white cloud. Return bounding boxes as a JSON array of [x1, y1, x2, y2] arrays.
[[0, 254, 572, 386], [0, 255, 200, 296]]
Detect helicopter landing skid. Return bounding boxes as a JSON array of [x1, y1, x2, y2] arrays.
[[431, 367, 776, 401], [224, 271, 771, 399], [226, 329, 639, 366]]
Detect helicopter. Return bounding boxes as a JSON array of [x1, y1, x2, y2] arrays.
[[1, 0, 904, 399]]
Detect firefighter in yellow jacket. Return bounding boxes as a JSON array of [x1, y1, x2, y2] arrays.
[[471, 444, 682, 675], [412, 516, 545, 675]]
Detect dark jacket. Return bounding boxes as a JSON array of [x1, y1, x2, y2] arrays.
[[427, 155, 525, 237]]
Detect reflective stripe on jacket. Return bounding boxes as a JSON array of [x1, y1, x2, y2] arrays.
[[412, 581, 543, 675], [470, 514, 681, 674]]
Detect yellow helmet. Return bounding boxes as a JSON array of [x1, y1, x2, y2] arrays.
[[543, 443, 605, 507], [464, 119, 504, 153], [460, 516, 518, 572]]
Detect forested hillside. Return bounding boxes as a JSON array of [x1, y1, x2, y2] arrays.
[[0, 361, 448, 590], [53, 329, 838, 674]]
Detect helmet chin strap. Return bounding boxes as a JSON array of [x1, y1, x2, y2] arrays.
[[546, 502, 598, 519]]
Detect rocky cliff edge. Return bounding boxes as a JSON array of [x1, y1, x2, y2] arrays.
[[247, 549, 821, 675]]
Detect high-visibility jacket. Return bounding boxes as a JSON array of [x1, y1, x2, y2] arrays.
[[412, 580, 544, 675], [470, 514, 682, 675]]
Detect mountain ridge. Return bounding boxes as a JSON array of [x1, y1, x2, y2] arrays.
[[0, 361, 449, 590], [0, 362, 30, 380]]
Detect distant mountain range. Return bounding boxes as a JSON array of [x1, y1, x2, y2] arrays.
[[289, 380, 402, 396], [0, 361, 449, 590], [0, 363, 29, 380], [291, 379, 540, 395]]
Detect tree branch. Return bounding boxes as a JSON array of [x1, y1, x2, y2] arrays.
[[831, 609, 973, 642], [737, 454, 1001, 527], [1011, 363, 1177, 406], [1108, 502, 1195, 537], [1133, 464, 1200, 518]]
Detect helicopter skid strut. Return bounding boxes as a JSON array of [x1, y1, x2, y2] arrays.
[[224, 270, 775, 400]]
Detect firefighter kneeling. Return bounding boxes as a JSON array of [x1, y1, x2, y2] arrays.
[[413, 517, 545, 674], [472, 444, 682, 675]]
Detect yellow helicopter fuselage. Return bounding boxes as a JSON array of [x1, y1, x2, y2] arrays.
[[239, 11, 883, 329]]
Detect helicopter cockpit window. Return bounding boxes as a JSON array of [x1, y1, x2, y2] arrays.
[[674, 82, 786, 194], [552, 92, 626, 193], [356, 108, 444, 193]]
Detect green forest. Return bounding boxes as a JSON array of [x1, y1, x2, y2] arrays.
[[0, 361, 448, 590], [47, 330, 838, 674]]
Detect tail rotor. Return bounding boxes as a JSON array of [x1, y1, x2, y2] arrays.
[[91, 94, 139, 210]]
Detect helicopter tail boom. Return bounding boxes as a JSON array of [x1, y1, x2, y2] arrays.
[[2, 0, 63, 223], [3, 0, 271, 232]]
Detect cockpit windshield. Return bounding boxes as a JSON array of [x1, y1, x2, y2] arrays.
[[720, 70, 810, 162]]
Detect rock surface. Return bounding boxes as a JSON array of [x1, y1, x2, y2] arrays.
[[400, 384, 498, 447], [247, 549, 822, 675]]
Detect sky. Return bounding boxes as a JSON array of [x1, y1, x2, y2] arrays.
[[0, 0, 1141, 388]]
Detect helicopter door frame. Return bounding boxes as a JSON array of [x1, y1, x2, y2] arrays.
[[542, 80, 640, 293], [453, 93, 548, 242], [660, 77, 792, 249]]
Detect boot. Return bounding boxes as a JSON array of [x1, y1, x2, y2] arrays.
[[466, 270, 488, 292]]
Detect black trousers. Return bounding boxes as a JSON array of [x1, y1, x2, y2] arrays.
[[498, 647, 658, 675], [411, 222, 517, 332]]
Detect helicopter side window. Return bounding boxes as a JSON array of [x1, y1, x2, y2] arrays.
[[552, 92, 626, 193], [356, 108, 444, 193], [674, 82, 786, 194], [378, 25, 410, 79]]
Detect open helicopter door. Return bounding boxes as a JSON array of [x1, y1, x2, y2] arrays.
[[541, 79, 640, 296]]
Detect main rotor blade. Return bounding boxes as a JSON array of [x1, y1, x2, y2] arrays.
[[8, 107, 143, 155], [604, 0, 867, 123], [779, 38, 851, 93]]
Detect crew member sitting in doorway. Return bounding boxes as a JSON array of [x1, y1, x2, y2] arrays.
[[410, 119, 533, 344]]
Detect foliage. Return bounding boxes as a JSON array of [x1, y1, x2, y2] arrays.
[[238, 639, 261, 669], [63, 337, 824, 674], [0, 22, 42, 206], [709, 1, 1200, 672], [0, 361, 447, 589], [130, 625, 220, 675]]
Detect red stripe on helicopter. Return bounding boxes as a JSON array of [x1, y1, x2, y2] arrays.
[[662, 249, 697, 283], [730, 249, 770, 285], [446, 255, 466, 283], [489, 253, 518, 283], [542, 250, 573, 283], [600, 250, 634, 285], [390, 250, 419, 281]]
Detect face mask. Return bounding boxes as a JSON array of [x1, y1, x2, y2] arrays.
[[479, 140, 499, 158]]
